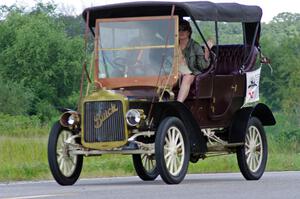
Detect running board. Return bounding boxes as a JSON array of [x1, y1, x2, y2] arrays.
[[71, 149, 154, 156], [207, 142, 244, 152]]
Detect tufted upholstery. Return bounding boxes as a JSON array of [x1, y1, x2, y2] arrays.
[[174, 45, 258, 99], [211, 45, 258, 74]]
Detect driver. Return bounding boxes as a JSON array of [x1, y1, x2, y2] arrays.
[[177, 19, 213, 102], [126, 28, 164, 76]]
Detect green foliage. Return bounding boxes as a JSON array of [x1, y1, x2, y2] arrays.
[[260, 13, 300, 134], [57, 15, 85, 38], [0, 78, 35, 115], [266, 113, 300, 153], [218, 22, 243, 44], [0, 113, 47, 137], [35, 100, 59, 122], [0, 5, 84, 119], [192, 21, 243, 44], [0, 4, 25, 19], [263, 12, 300, 41], [31, 1, 57, 16]]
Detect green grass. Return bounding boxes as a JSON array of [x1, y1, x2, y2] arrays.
[[82, 155, 135, 178], [189, 153, 300, 174], [0, 136, 50, 181], [0, 113, 299, 182], [0, 113, 49, 137], [1, 133, 299, 182], [0, 133, 137, 182]]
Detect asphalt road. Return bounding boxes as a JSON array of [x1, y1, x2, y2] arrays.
[[0, 172, 299, 199]]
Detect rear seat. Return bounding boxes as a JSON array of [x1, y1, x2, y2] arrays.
[[174, 44, 258, 99], [211, 44, 258, 74], [192, 45, 258, 98]]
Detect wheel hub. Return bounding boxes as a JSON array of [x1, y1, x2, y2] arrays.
[[62, 145, 70, 158], [56, 130, 78, 177], [249, 141, 256, 154], [170, 145, 177, 155]]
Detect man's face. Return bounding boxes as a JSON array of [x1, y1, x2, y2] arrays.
[[179, 27, 190, 40]]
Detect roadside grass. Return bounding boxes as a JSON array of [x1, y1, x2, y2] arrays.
[[82, 155, 135, 178], [0, 136, 50, 181], [1, 132, 299, 182], [0, 114, 48, 137], [189, 153, 300, 173], [0, 114, 299, 182]]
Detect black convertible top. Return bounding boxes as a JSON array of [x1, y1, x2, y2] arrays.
[[82, 1, 262, 27]]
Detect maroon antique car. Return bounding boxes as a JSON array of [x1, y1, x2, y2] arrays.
[[48, 1, 276, 185]]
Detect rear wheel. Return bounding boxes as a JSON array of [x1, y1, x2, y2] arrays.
[[132, 154, 159, 181], [155, 117, 190, 184], [48, 122, 83, 185], [237, 117, 267, 180]]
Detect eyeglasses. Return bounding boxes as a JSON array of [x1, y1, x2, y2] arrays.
[[179, 27, 188, 32]]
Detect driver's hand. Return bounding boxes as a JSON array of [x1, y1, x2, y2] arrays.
[[134, 60, 143, 66], [207, 39, 214, 49]]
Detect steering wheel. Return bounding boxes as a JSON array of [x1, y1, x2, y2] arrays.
[[111, 57, 130, 77], [113, 57, 129, 69], [114, 56, 148, 77], [112, 56, 164, 77]]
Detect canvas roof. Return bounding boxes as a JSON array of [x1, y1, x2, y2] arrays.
[[82, 1, 262, 27]]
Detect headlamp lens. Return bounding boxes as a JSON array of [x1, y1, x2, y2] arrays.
[[126, 109, 141, 126]]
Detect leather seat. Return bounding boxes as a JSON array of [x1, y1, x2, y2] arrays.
[[174, 45, 258, 100], [212, 45, 258, 75]]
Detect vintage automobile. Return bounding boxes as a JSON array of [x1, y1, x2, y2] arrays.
[[48, 1, 276, 185]]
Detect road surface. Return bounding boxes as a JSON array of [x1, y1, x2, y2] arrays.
[[1, 172, 299, 199]]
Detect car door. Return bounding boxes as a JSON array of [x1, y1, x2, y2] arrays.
[[210, 73, 246, 119]]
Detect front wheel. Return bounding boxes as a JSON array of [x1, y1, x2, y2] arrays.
[[155, 117, 190, 184], [237, 117, 268, 180], [48, 122, 83, 185]]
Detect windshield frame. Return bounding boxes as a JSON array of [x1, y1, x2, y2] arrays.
[[94, 15, 179, 89]]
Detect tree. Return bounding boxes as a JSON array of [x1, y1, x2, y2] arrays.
[[0, 7, 84, 117], [260, 12, 300, 109], [260, 13, 300, 132], [0, 78, 35, 115]]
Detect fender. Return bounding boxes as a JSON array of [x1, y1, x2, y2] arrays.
[[57, 107, 74, 113], [229, 103, 276, 143], [152, 101, 207, 154]]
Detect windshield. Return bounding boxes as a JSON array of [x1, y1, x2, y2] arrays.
[[96, 17, 176, 79]]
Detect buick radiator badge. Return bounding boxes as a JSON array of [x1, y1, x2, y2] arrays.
[[94, 104, 118, 128]]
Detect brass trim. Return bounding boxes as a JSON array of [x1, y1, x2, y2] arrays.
[[231, 84, 237, 92], [81, 90, 129, 150], [211, 105, 215, 113], [94, 103, 119, 128]]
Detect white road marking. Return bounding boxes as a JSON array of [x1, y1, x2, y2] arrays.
[[2, 194, 62, 199]]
